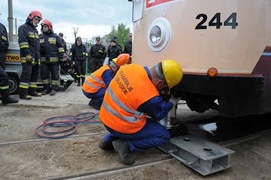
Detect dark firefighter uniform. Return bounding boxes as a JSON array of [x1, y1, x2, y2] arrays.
[[89, 37, 106, 73], [107, 39, 122, 65], [0, 23, 18, 105], [70, 37, 88, 86], [18, 11, 42, 99], [39, 23, 64, 95]]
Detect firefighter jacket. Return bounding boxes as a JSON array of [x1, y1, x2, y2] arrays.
[[0, 23, 9, 53], [100, 64, 160, 134], [89, 43, 106, 61], [39, 31, 64, 64], [123, 40, 132, 56], [107, 44, 122, 62], [70, 43, 88, 62], [18, 21, 40, 64], [82, 65, 111, 93]]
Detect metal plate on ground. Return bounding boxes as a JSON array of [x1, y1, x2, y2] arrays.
[[159, 134, 234, 176]]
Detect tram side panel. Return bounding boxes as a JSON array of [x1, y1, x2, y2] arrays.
[[131, 0, 271, 117]]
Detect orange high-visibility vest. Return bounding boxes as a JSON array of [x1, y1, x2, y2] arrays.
[[82, 65, 110, 93], [100, 64, 159, 134]]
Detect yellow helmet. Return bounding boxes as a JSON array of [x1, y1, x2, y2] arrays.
[[161, 59, 183, 88], [112, 53, 130, 67]]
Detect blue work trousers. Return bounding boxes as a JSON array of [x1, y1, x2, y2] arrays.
[[103, 119, 170, 152], [82, 87, 106, 107]]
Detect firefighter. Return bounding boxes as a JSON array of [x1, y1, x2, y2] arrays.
[[82, 53, 130, 110], [88, 37, 106, 73], [98, 60, 183, 165], [70, 37, 88, 86], [107, 39, 122, 65], [123, 33, 132, 56], [0, 22, 18, 105], [58, 32, 67, 53], [18, 11, 42, 100], [39, 20, 64, 96]]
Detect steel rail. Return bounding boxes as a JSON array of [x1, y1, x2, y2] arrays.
[[44, 128, 271, 180]]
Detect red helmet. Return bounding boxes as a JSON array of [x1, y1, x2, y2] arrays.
[[41, 19, 53, 30], [28, 11, 42, 20]]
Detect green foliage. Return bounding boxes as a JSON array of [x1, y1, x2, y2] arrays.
[[108, 23, 130, 48]]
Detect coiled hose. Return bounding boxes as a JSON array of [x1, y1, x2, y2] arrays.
[[34, 112, 99, 139]]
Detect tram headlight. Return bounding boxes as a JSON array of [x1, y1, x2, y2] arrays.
[[148, 17, 172, 52]]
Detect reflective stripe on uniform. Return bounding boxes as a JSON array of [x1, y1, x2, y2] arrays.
[[0, 85, 9, 90], [19, 42, 29, 49], [19, 82, 29, 89]]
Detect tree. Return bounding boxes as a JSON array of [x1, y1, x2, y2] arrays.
[[108, 23, 130, 48], [73, 27, 79, 41]]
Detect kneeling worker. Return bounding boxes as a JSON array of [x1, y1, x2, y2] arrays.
[[98, 59, 183, 165], [82, 53, 130, 110]]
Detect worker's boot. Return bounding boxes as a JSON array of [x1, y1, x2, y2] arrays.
[[112, 139, 135, 165], [1, 89, 19, 105], [19, 88, 32, 100], [41, 83, 50, 95], [98, 139, 114, 151], [81, 77, 85, 86], [29, 88, 42, 97], [77, 78, 80, 86], [49, 85, 57, 96]]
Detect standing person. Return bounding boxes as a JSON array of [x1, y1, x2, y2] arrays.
[[89, 37, 106, 73], [39, 20, 64, 96], [107, 39, 122, 66], [18, 10, 42, 100], [123, 33, 132, 56], [70, 37, 88, 86], [98, 60, 183, 165], [0, 23, 18, 105], [82, 53, 130, 110], [58, 32, 67, 53]]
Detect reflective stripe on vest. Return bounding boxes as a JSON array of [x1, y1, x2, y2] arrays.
[[103, 86, 145, 123], [82, 65, 109, 93], [100, 64, 159, 134]]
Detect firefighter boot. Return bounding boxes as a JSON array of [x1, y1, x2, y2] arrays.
[[50, 85, 57, 96], [77, 78, 80, 86], [81, 77, 85, 86], [1, 89, 19, 105], [112, 139, 135, 165], [19, 88, 32, 100], [41, 83, 50, 95], [29, 88, 42, 97]]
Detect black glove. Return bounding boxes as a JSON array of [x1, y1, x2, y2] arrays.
[[159, 87, 170, 102]]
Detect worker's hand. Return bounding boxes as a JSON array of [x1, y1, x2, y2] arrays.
[[26, 54, 33, 64], [159, 87, 170, 102]]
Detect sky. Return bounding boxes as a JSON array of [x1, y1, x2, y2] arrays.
[[0, 0, 133, 43]]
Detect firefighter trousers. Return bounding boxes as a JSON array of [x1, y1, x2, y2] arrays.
[[19, 63, 40, 96]]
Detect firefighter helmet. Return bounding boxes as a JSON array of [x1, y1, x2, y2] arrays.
[[41, 19, 53, 30], [28, 11, 42, 20], [161, 59, 183, 88]]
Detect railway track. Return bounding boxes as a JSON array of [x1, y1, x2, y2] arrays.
[[1, 115, 270, 180]]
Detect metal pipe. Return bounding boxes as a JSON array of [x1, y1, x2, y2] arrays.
[[8, 0, 13, 42]]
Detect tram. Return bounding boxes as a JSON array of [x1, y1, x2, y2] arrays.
[[130, 0, 271, 117]]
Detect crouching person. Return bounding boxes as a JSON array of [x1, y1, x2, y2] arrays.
[[82, 53, 130, 110], [98, 60, 183, 165]]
